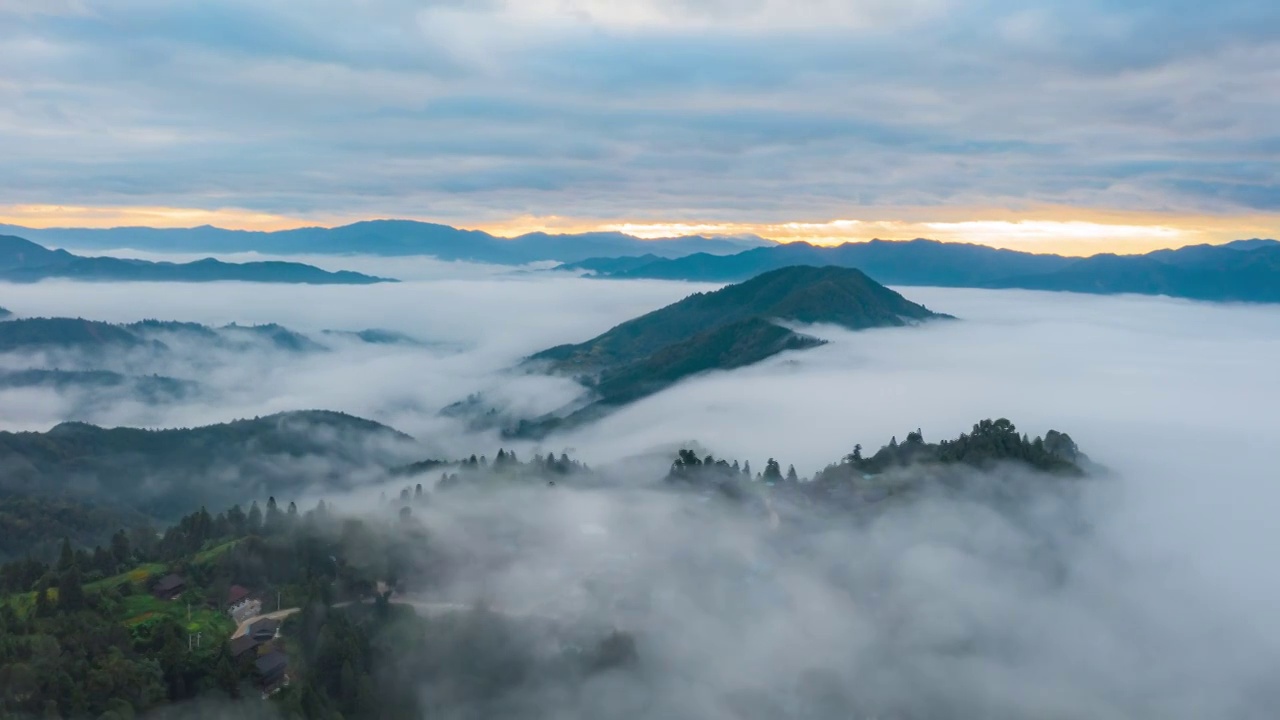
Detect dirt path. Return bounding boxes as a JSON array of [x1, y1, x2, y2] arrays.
[[229, 607, 302, 638]]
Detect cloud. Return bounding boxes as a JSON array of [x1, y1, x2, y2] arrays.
[[3, 269, 1280, 716], [0, 0, 1277, 237]]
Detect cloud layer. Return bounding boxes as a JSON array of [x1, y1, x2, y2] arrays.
[[3, 267, 1280, 716], [1, 0, 1277, 233]]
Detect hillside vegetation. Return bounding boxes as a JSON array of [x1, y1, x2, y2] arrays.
[[502, 266, 948, 437]]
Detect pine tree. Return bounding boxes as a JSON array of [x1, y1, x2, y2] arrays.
[[34, 585, 52, 617], [786, 465, 799, 483], [247, 501, 263, 534], [110, 529, 131, 567], [763, 459, 783, 483], [265, 497, 282, 533], [57, 537, 75, 572]]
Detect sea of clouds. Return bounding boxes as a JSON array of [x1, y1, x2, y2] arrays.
[[3, 255, 1279, 718]]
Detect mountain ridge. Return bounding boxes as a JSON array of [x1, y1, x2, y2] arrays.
[[0, 234, 393, 284], [458, 266, 950, 439], [0, 410, 420, 519], [0, 220, 772, 264], [560, 237, 1280, 303]]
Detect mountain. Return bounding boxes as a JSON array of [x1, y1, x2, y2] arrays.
[[532, 265, 947, 371], [0, 307, 11, 319], [560, 237, 1280, 303], [0, 234, 393, 284], [563, 238, 1073, 284], [0, 316, 404, 357], [0, 220, 772, 264], [0, 317, 157, 354], [984, 241, 1280, 302], [487, 266, 949, 437], [321, 328, 427, 346], [0, 369, 200, 403], [0, 410, 420, 519]]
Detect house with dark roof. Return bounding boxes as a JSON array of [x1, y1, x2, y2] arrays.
[[151, 574, 185, 600], [227, 584, 252, 610], [229, 634, 260, 659], [249, 618, 281, 642], [255, 650, 290, 693]]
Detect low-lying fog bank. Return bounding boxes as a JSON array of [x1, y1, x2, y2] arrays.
[[2, 264, 1279, 718]]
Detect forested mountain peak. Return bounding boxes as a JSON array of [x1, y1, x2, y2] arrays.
[[472, 266, 950, 438], [531, 264, 948, 373]]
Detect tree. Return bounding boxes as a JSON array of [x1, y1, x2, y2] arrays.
[[110, 530, 131, 567], [763, 459, 783, 483], [265, 497, 282, 533], [34, 584, 52, 617], [57, 537, 75, 572], [247, 502, 263, 534], [786, 465, 799, 483], [57, 566, 86, 612], [742, 460, 751, 477], [340, 660, 358, 711]]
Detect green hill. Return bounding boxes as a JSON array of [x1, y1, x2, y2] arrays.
[[0, 411, 420, 520], [0, 317, 155, 354], [0, 369, 200, 403], [501, 266, 948, 437], [532, 265, 946, 373], [0, 316, 384, 356]]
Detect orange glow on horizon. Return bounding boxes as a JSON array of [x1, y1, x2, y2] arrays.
[[2, 203, 1277, 257]]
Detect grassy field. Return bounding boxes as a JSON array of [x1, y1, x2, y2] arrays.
[[192, 538, 243, 565], [120, 592, 235, 639], [2, 537, 243, 632]]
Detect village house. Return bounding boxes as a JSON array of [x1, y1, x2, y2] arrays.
[[250, 617, 282, 642], [151, 574, 185, 601], [227, 584, 252, 611], [255, 650, 290, 697], [228, 634, 260, 660]]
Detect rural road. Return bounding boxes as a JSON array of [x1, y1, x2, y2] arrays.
[[229, 597, 554, 639]]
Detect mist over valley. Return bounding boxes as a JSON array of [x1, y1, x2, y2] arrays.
[[5, 0, 1278, 711], [1, 251, 1278, 717]]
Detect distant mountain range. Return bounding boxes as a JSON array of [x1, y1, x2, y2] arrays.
[[0, 316, 335, 355], [0, 220, 771, 264], [0, 369, 199, 404], [0, 316, 435, 406], [450, 266, 950, 438], [0, 410, 420, 519], [562, 238, 1280, 303], [0, 234, 392, 284]]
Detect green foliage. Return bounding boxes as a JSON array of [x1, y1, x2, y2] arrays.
[[509, 266, 948, 438], [532, 265, 946, 371], [0, 411, 414, 520]]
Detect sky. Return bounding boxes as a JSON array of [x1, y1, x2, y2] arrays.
[[1, 0, 1278, 254]]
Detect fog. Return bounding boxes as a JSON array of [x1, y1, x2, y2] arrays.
[[3, 264, 1280, 718]]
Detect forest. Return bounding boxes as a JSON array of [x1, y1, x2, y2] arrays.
[[0, 419, 1088, 718]]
